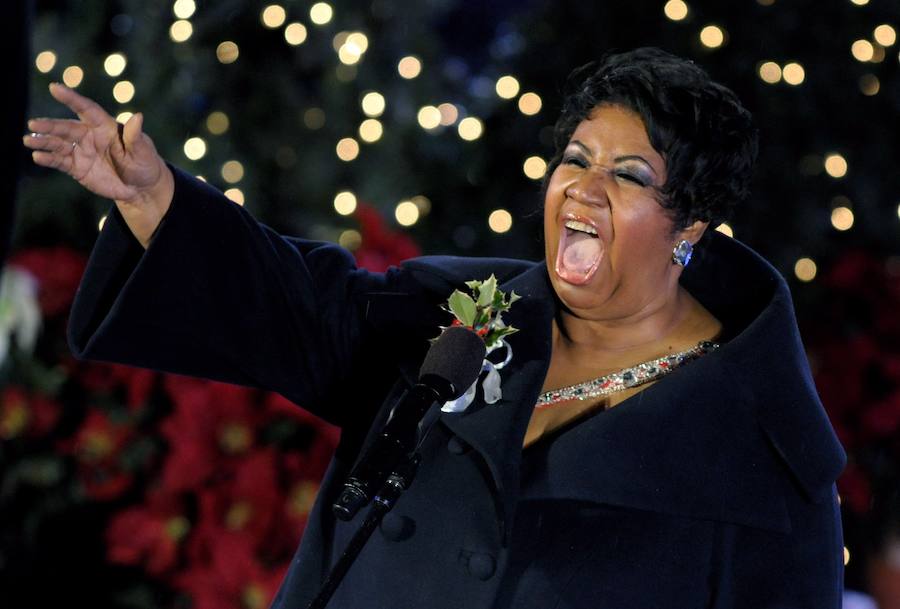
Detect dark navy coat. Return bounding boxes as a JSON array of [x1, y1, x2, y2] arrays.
[[68, 166, 848, 608]]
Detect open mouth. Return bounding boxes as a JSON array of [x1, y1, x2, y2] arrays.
[[555, 219, 604, 285]]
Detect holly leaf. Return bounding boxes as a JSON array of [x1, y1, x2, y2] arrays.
[[476, 274, 497, 307], [447, 290, 477, 327]]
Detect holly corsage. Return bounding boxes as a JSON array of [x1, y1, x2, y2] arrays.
[[435, 274, 520, 413]]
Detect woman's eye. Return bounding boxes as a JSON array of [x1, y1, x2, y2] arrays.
[[617, 173, 645, 186], [562, 155, 588, 168]]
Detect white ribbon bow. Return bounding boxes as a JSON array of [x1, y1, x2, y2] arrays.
[[441, 339, 513, 413]]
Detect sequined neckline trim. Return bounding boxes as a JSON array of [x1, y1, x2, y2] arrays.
[[534, 340, 720, 410]]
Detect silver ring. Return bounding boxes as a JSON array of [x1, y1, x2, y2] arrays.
[[71, 141, 78, 150]]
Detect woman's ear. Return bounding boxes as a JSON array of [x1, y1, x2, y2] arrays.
[[679, 218, 710, 245]]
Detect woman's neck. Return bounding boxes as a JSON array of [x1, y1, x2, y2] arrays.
[[554, 286, 697, 361]]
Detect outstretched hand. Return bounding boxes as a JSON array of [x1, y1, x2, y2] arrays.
[[23, 83, 174, 248]]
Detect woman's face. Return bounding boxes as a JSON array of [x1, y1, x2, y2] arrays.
[[544, 103, 692, 320]]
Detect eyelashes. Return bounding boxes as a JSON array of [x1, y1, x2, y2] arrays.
[[561, 155, 646, 187]]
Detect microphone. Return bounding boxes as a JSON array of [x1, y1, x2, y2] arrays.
[[332, 326, 487, 521]]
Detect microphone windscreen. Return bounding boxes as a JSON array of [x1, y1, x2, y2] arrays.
[[419, 326, 487, 399]]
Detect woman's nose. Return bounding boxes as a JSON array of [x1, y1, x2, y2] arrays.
[[565, 170, 609, 207]]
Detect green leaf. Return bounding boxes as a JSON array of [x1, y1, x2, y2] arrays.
[[447, 290, 477, 326], [476, 274, 497, 307]]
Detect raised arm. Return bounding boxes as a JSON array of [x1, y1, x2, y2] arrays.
[[23, 82, 173, 249]]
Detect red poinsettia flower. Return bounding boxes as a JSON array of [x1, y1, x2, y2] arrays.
[[158, 377, 263, 492], [106, 488, 190, 576], [60, 408, 134, 501], [187, 449, 284, 558], [174, 534, 287, 609], [9, 246, 87, 318], [0, 385, 61, 440]]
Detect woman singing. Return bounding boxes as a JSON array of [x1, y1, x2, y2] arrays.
[[23, 47, 846, 608]]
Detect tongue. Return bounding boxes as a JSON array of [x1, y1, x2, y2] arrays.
[[557, 230, 603, 284]]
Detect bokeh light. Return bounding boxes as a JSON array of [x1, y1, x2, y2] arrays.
[[224, 188, 245, 205], [183, 137, 207, 160], [284, 23, 308, 45], [339, 229, 362, 250], [757, 61, 781, 83], [699, 25, 725, 48], [169, 20, 193, 43], [417, 106, 442, 130], [831, 206, 854, 231], [495, 75, 520, 99], [333, 191, 357, 215], [217, 41, 240, 63], [851, 39, 874, 62], [715, 223, 734, 237], [206, 111, 230, 134], [336, 137, 360, 161], [794, 258, 817, 282], [488, 209, 513, 233], [398, 56, 422, 79], [35, 50, 57, 73], [859, 74, 880, 95], [518, 92, 542, 115], [173, 0, 196, 19], [116, 111, 134, 124], [663, 0, 689, 21], [358, 119, 383, 143], [361, 91, 385, 117], [62, 66, 84, 87], [782, 62, 805, 85], [395, 201, 420, 226], [304, 108, 326, 129], [824, 153, 848, 178], [523, 156, 547, 180], [112, 80, 135, 103], [104, 53, 127, 77], [874, 24, 897, 46], [310, 2, 333, 25], [438, 103, 458, 126], [221, 160, 245, 184], [261, 5, 287, 28], [458, 117, 484, 141]]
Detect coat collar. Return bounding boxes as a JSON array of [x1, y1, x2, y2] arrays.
[[429, 232, 845, 535]]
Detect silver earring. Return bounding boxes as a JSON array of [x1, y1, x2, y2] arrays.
[[672, 240, 693, 267]]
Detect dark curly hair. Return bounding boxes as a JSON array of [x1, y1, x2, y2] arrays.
[[543, 47, 759, 235]]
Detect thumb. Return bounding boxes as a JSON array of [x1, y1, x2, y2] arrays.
[[121, 112, 144, 153]]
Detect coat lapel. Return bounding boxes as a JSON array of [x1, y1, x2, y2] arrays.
[[438, 262, 556, 535]]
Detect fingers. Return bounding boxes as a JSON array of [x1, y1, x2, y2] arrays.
[[26, 117, 88, 141], [22, 132, 76, 155], [48, 82, 113, 127], [30, 149, 74, 174], [121, 112, 144, 153]]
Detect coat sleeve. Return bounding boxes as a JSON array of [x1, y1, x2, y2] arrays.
[[66, 164, 412, 427], [708, 483, 845, 609]]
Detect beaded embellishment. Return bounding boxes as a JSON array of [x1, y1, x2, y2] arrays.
[[534, 340, 720, 409]]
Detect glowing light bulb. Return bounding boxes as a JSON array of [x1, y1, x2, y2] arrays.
[[35, 50, 57, 73], [183, 137, 207, 160], [782, 62, 805, 85], [62, 66, 84, 87], [395, 201, 420, 226], [261, 5, 287, 28], [112, 81, 135, 103], [518, 92, 542, 115], [488, 209, 513, 233], [398, 56, 422, 79], [173, 0, 196, 19], [310, 2, 333, 25], [417, 106, 442, 130], [495, 75, 520, 99], [851, 39, 874, 62], [170, 20, 193, 42], [358, 119, 383, 143], [336, 137, 360, 161], [285, 23, 308, 45], [824, 153, 848, 178], [333, 191, 357, 215], [523, 156, 547, 180], [699, 25, 725, 48], [831, 206, 854, 231], [361, 92, 385, 117], [458, 117, 483, 141], [663, 0, 689, 21], [104, 53, 127, 77]]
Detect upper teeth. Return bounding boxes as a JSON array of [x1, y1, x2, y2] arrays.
[[564, 220, 598, 235]]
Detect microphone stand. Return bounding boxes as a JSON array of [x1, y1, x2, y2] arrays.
[[306, 454, 421, 609]]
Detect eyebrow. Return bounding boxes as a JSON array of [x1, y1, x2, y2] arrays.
[[569, 140, 658, 176]]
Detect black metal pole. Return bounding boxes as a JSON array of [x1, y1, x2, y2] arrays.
[[307, 455, 421, 609]]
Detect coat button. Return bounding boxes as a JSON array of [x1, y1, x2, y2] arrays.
[[467, 553, 496, 580], [447, 436, 471, 455], [380, 512, 415, 541]]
